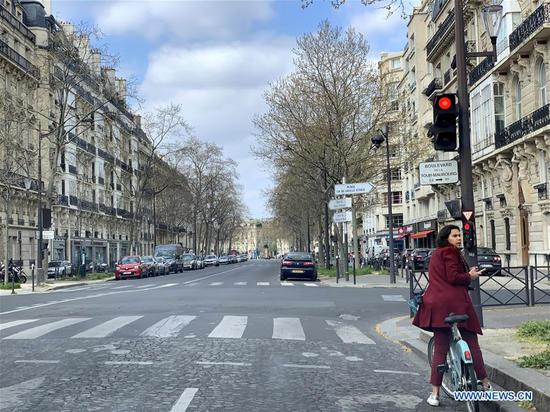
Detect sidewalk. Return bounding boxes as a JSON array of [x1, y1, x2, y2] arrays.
[[320, 273, 410, 288], [0, 276, 114, 296], [378, 306, 550, 412]]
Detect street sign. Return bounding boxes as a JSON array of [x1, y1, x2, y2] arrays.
[[463, 210, 474, 221], [334, 182, 374, 196], [328, 198, 352, 210], [419, 160, 459, 185], [333, 211, 352, 223], [41, 230, 55, 240]]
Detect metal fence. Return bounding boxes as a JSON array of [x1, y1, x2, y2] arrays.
[[530, 266, 550, 305]]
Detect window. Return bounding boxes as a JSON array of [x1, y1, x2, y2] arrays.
[[391, 58, 401, 70], [539, 152, 548, 184], [490, 219, 496, 250], [61, 180, 65, 195], [513, 76, 522, 120], [493, 82, 505, 135], [504, 218, 511, 250], [385, 214, 403, 228], [472, 92, 481, 144], [391, 168, 402, 181], [391, 191, 402, 204], [498, 195, 507, 208], [537, 59, 547, 106], [480, 84, 492, 140]]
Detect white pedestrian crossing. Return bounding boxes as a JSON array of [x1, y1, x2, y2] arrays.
[[381, 295, 406, 302], [3, 318, 90, 339], [209, 282, 223, 286], [112, 285, 132, 290], [325, 320, 376, 344], [141, 315, 196, 338], [257, 282, 270, 286], [0, 319, 39, 331], [304, 283, 318, 287], [208, 316, 247, 339], [233, 282, 247, 286], [280, 282, 294, 286], [72, 316, 143, 338], [272, 317, 305, 341]]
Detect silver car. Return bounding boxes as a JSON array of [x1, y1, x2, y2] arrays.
[[47, 260, 72, 278], [155, 257, 170, 275], [204, 255, 219, 266]]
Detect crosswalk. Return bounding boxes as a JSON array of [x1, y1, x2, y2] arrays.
[[0, 315, 377, 345]]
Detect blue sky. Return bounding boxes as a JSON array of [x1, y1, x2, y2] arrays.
[[51, 0, 410, 218]]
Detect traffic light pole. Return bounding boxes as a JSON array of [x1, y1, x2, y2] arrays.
[[454, 0, 483, 326]]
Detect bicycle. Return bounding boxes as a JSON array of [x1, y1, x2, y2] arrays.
[[427, 314, 481, 412]]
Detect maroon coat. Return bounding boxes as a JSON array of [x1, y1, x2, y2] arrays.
[[412, 245, 482, 335]]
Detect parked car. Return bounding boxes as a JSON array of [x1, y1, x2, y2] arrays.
[[195, 256, 205, 269], [280, 252, 317, 281], [182, 254, 197, 270], [218, 255, 230, 265], [47, 260, 72, 278], [470, 247, 502, 275], [140, 256, 159, 276], [409, 248, 433, 270], [155, 257, 170, 275], [240, 254, 248, 262], [204, 255, 219, 266], [154, 244, 184, 273], [115, 256, 145, 280], [229, 255, 238, 264]]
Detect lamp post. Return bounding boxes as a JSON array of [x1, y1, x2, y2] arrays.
[[454, 0, 502, 326], [372, 124, 396, 284]]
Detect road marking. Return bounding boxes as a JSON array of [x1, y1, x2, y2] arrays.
[[195, 361, 251, 366], [170, 388, 199, 412], [373, 369, 420, 376], [257, 282, 270, 286], [273, 317, 305, 341], [0, 319, 39, 331], [57, 287, 92, 292], [208, 316, 247, 339], [14, 360, 60, 364], [304, 283, 318, 287], [209, 282, 223, 286], [104, 361, 154, 365], [234, 282, 247, 286], [3, 318, 90, 339], [325, 320, 376, 344], [72, 316, 143, 338], [112, 285, 132, 289], [282, 364, 330, 369], [280, 282, 294, 286], [381, 294, 406, 302], [141, 315, 196, 338], [141, 283, 179, 291], [136, 285, 151, 289]]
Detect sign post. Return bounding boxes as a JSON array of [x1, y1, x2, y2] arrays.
[[333, 211, 352, 223], [328, 198, 352, 210], [419, 160, 459, 185], [334, 182, 374, 196]]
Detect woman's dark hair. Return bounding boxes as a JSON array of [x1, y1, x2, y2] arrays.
[[436, 224, 461, 248]]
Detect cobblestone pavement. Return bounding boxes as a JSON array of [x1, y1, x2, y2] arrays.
[[0, 261, 473, 411]]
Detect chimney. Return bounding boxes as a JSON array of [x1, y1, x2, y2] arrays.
[[116, 78, 127, 101], [90, 50, 101, 76], [42, 0, 52, 15], [134, 115, 141, 128], [61, 22, 74, 37], [102, 67, 116, 89]]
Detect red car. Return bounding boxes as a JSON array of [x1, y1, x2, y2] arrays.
[[115, 256, 145, 280]]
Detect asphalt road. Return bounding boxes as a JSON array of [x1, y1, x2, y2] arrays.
[[0, 260, 475, 411]]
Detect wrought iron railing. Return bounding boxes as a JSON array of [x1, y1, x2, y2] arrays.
[[81, 200, 97, 212], [0, 5, 36, 42], [530, 267, 550, 305], [69, 195, 78, 205], [0, 39, 40, 79], [509, 3, 550, 52], [423, 78, 442, 97], [98, 176, 105, 185], [56, 195, 69, 206], [426, 11, 455, 57], [68, 165, 78, 175], [495, 104, 550, 148], [469, 56, 494, 85], [443, 68, 452, 85]]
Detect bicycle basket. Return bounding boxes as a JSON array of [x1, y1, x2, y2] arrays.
[[408, 293, 423, 315]]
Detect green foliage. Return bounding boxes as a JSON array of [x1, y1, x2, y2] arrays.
[[63, 272, 114, 282], [516, 320, 550, 344], [0, 282, 21, 290], [317, 266, 388, 278], [517, 349, 550, 370]]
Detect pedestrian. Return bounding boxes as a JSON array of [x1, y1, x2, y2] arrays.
[[412, 224, 490, 407]]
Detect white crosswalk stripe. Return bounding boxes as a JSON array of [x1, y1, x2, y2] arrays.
[[209, 282, 223, 286], [72, 316, 143, 338], [304, 283, 318, 287], [325, 320, 376, 344], [0, 319, 39, 331], [136, 285, 152, 289], [208, 316, 247, 339], [272, 317, 305, 341], [233, 282, 247, 286], [257, 282, 270, 286], [3, 318, 90, 339], [141, 315, 196, 338], [280, 282, 294, 286], [112, 285, 133, 290]]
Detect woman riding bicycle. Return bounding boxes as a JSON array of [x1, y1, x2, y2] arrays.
[[412, 224, 491, 407]]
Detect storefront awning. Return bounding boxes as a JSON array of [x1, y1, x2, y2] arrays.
[[410, 230, 434, 239]]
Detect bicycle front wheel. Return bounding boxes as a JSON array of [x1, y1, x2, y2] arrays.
[[462, 362, 480, 412], [427, 336, 454, 398]]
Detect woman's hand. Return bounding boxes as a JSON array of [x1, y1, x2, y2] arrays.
[[468, 267, 484, 280]]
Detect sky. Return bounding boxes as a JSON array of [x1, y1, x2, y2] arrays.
[[50, 0, 411, 218]]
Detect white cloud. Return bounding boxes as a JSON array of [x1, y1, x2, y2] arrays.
[[98, 0, 275, 41], [348, 7, 407, 50]]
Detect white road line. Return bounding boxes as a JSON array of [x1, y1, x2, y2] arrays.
[[280, 282, 294, 286], [257, 282, 270, 286], [304, 283, 318, 287], [282, 364, 330, 369], [325, 320, 376, 345], [14, 360, 60, 364], [233, 282, 247, 286], [3, 318, 90, 339], [0, 319, 39, 331], [381, 295, 406, 302], [111, 285, 132, 289], [72, 316, 143, 338], [104, 361, 154, 365], [272, 317, 305, 341], [195, 361, 251, 366], [208, 316, 247, 339], [181, 266, 242, 285], [170, 388, 199, 412], [141, 315, 196, 338], [140, 283, 178, 291], [373, 369, 420, 376], [209, 282, 223, 286], [136, 285, 152, 289], [57, 287, 91, 292]]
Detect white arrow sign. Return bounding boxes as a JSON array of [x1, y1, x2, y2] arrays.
[[329, 198, 352, 210], [419, 160, 459, 185], [334, 182, 374, 196], [333, 211, 352, 223]]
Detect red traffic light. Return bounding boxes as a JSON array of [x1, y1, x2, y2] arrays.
[[464, 223, 471, 231], [438, 96, 452, 110]]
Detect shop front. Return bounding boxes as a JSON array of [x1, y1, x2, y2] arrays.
[[396, 224, 415, 249], [410, 220, 437, 248]]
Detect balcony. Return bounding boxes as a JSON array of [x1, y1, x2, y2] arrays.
[[56, 195, 69, 206], [68, 165, 78, 175], [469, 57, 494, 86], [509, 3, 550, 53], [69, 195, 78, 206], [0, 39, 39, 79], [86, 142, 96, 155], [81, 200, 98, 212], [495, 103, 550, 148], [443, 68, 453, 85], [426, 11, 455, 60], [98, 148, 114, 164], [18, 218, 25, 226], [0, 5, 36, 42], [98, 176, 105, 185], [423, 78, 442, 97]]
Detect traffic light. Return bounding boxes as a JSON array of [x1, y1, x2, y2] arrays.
[[430, 94, 458, 151], [463, 221, 476, 250]]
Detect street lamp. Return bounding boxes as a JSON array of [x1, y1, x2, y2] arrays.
[[371, 125, 396, 284], [453, 0, 502, 326]]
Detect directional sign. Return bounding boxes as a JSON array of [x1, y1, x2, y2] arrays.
[[333, 211, 352, 223], [334, 182, 374, 196], [42, 230, 55, 240], [419, 160, 459, 185], [328, 198, 352, 210]]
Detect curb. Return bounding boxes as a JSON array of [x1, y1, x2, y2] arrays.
[[378, 316, 546, 412], [44, 277, 114, 291]]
